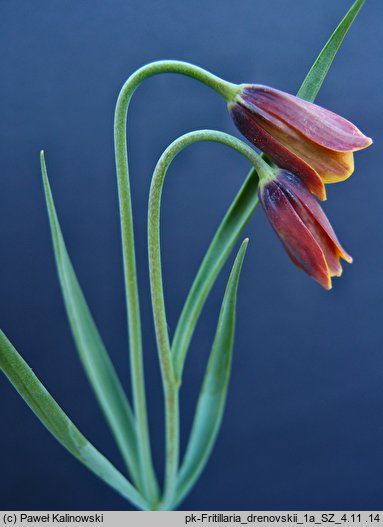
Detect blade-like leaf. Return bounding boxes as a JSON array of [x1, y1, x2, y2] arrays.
[[40, 152, 141, 487], [172, 169, 258, 383], [0, 330, 147, 510], [297, 0, 365, 102], [171, 0, 365, 384], [174, 239, 248, 507]]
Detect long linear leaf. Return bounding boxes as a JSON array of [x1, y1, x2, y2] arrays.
[[172, 169, 258, 383], [0, 330, 147, 510], [40, 152, 141, 487], [297, 0, 365, 102], [171, 0, 364, 383], [174, 239, 248, 507]]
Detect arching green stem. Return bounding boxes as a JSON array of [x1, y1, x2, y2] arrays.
[[147, 130, 272, 509], [114, 61, 239, 504]]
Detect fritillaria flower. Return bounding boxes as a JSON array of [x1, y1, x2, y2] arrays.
[[229, 85, 372, 200], [259, 169, 352, 289]]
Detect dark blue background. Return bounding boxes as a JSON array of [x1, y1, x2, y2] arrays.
[[0, 0, 382, 511]]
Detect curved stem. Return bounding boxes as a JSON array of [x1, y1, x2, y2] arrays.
[[114, 61, 239, 504], [147, 130, 272, 509]]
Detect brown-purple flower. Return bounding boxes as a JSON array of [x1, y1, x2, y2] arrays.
[[229, 85, 372, 200], [259, 169, 352, 289]]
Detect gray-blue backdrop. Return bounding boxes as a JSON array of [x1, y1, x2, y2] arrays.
[[0, 0, 382, 511]]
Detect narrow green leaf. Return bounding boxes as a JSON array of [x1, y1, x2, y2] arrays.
[[174, 239, 248, 507], [172, 169, 258, 383], [297, 0, 365, 102], [171, 0, 365, 384], [40, 152, 141, 488], [0, 330, 147, 510]]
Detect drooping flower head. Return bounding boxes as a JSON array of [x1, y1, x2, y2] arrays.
[[258, 168, 352, 289], [229, 85, 372, 200]]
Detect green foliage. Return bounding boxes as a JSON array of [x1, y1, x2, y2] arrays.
[[0, 330, 147, 510], [40, 152, 141, 489], [171, 169, 259, 383], [174, 240, 248, 508], [297, 0, 365, 102]]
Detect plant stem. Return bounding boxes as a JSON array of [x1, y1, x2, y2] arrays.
[[147, 130, 271, 509], [114, 61, 239, 504]]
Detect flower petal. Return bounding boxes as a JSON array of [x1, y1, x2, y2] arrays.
[[260, 181, 331, 289], [240, 101, 355, 183], [230, 103, 326, 200], [278, 182, 342, 277], [242, 85, 372, 152]]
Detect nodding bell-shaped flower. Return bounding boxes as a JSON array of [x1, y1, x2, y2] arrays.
[[229, 85, 372, 200], [259, 168, 352, 290]]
